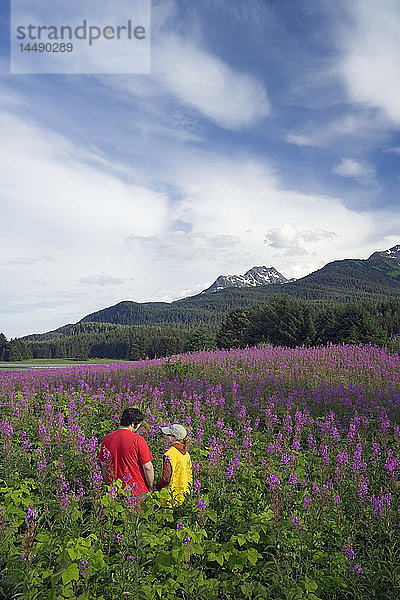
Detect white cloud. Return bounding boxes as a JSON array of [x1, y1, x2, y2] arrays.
[[153, 34, 270, 129], [100, 32, 270, 130], [129, 232, 242, 262], [286, 111, 390, 148], [338, 0, 400, 125], [265, 224, 298, 248], [264, 225, 337, 249], [333, 158, 375, 179], [78, 274, 134, 287], [302, 229, 337, 243]]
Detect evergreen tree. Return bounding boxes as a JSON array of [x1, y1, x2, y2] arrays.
[[0, 333, 8, 361], [184, 327, 217, 352]]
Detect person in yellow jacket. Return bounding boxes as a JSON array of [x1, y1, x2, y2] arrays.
[[155, 424, 192, 507]]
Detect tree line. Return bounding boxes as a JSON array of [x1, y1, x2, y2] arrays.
[[216, 296, 400, 350], [2, 296, 400, 362]]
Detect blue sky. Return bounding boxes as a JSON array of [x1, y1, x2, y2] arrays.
[[1, 0, 400, 338]]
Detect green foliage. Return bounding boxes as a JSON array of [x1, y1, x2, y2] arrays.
[[218, 297, 398, 349]]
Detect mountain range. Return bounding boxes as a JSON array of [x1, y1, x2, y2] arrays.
[[22, 244, 400, 341]]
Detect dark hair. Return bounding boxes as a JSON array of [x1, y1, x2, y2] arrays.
[[120, 407, 144, 427]]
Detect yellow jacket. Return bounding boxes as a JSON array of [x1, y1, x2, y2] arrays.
[[158, 443, 192, 507]]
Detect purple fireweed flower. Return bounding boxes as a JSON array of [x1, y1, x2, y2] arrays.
[[76, 487, 85, 502], [330, 426, 340, 441], [357, 477, 369, 499], [225, 426, 234, 438], [100, 446, 111, 462], [371, 493, 392, 519], [79, 558, 89, 578], [208, 444, 223, 467], [21, 430, 31, 452], [371, 442, 381, 457], [319, 444, 330, 464], [336, 450, 349, 465], [183, 536, 191, 545], [126, 555, 134, 561], [291, 514, 303, 530], [288, 472, 298, 487], [292, 439, 301, 452], [267, 473, 280, 490], [308, 434, 316, 448], [354, 563, 363, 575], [281, 453, 295, 466], [303, 495, 313, 510], [384, 451, 400, 476], [0, 421, 13, 438], [226, 452, 241, 479], [197, 497, 207, 511], [86, 436, 98, 455], [347, 423, 356, 440], [333, 494, 341, 505], [193, 479, 201, 493], [92, 469, 103, 488], [25, 505, 37, 522], [312, 483, 320, 495], [176, 522, 183, 530], [108, 487, 118, 499], [342, 543, 356, 563], [37, 458, 47, 476]]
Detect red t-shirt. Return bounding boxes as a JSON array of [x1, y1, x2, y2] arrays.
[[98, 429, 153, 495]]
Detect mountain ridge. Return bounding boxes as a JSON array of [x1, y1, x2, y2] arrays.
[[20, 244, 400, 341]]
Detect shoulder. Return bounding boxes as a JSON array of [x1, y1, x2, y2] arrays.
[[133, 433, 152, 452], [102, 430, 116, 444]]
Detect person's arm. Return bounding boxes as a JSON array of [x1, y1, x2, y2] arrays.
[[142, 461, 154, 492], [155, 456, 172, 490]]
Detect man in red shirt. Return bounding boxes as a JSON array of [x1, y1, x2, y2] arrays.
[[98, 407, 154, 496]]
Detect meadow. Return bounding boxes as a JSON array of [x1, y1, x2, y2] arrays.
[[1, 344, 400, 600]]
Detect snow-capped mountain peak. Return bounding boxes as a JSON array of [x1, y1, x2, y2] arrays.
[[202, 266, 293, 293], [368, 245, 400, 263]]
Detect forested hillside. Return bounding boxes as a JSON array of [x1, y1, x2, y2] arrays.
[[3, 250, 400, 360]]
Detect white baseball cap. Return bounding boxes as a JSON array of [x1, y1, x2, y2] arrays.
[[161, 424, 187, 440]]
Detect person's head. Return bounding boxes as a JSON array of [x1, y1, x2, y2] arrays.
[[161, 424, 188, 444], [120, 407, 144, 429]]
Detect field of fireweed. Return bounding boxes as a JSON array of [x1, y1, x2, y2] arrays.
[[1, 345, 400, 600]]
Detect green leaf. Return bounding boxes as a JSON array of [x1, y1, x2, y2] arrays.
[[207, 509, 217, 522], [67, 548, 77, 561], [190, 542, 203, 555], [247, 547, 259, 566], [92, 549, 106, 569], [62, 583, 76, 598], [62, 563, 79, 585], [304, 576, 318, 593]]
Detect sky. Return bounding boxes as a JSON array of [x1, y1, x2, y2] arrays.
[[1, 0, 400, 338]]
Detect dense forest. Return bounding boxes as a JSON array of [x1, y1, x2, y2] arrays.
[[2, 296, 400, 361]]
